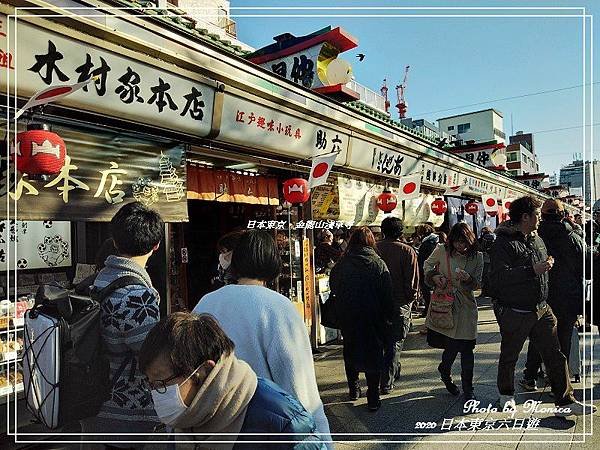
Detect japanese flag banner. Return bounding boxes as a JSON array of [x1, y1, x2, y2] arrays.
[[15, 76, 99, 120], [443, 184, 465, 197], [397, 172, 422, 200], [308, 152, 338, 189], [481, 194, 498, 213], [503, 198, 515, 211]]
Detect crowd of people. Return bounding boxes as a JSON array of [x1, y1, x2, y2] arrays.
[[77, 195, 599, 448]]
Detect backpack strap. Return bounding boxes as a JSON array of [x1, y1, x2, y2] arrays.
[[90, 275, 148, 304]]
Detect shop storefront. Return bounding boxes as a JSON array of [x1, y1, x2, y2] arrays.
[[0, 4, 566, 437]]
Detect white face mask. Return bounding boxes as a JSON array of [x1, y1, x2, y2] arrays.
[[218, 251, 232, 271], [151, 365, 203, 426]]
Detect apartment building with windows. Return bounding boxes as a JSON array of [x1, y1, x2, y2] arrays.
[[437, 108, 506, 145], [504, 131, 540, 176]]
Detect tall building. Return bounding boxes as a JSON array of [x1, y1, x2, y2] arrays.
[[437, 108, 506, 145], [559, 159, 600, 204]]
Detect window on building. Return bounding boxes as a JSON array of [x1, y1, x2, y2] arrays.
[[507, 152, 519, 162], [447, 125, 454, 131], [494, 128, 506, 139], [457, 123, 471, 134]]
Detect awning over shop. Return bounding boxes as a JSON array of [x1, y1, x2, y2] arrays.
[[186, 165, 280, 206]]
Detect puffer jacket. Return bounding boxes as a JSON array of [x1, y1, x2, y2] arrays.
[[538, 219, 585, 317], [488, 222, 549, 311], [329, 246, 394, 372], [235, 377, 326, 449]]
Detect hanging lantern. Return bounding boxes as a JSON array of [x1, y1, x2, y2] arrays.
[[12, 123, 66, 177], [431, 198, 447, 216], [377, 189, 398, 213], [464, 201, 479, 215], [487, 210, 498, 217], [282, 178, 310, 204]]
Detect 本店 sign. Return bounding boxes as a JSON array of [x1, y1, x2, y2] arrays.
[[0, 14, 215, 136], [0, 123, 188, 222], [218, 94, 349, 163]]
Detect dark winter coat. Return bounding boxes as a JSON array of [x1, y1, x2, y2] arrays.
[[235, 377, 325, 449], [488, 223, 549, 312], [417, 233, 439, 274], [329, 246, 394, 372], [376, 239, 419, 340], [538, 219, 585, 317]]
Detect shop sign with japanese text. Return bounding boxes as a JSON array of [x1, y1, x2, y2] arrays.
[[0, 123, 187, 222], [349, 136, 508, 197], [218, 94, 349, 163], [0, 14, 215, 136]]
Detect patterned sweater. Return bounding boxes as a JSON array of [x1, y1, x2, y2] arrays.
[[93, 256, 160, 424]]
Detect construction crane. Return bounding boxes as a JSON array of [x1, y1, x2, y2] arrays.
[[380, 79, 391, 114], [395, 65, 410, 119]]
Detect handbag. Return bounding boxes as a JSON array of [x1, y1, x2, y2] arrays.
[[427, 251, 455, 330], [320, 291, 341, 329]]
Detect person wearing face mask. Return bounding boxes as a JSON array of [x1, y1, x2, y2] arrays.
[[139, 312, 325, 449], [424, 222, 483, 401], [211, 231, 243, 289], [193, 230, 332, 447]]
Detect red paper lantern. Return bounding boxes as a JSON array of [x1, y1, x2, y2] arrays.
[[13, 123, 66, 176], [431, 198, 447, 216], [377, 190, 398, 213], [282, 178, 310, 204], [465, 201, 479, 215]]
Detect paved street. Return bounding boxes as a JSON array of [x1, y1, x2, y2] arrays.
[[314, 297, 600, 449]]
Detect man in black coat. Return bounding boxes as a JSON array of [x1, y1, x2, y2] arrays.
[[520, 199, 586, 389], [489, 196, 595, 416]]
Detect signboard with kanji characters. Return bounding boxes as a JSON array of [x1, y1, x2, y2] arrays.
[[0, 123, 187, 222], [217, 94, 349, 163], [0, 14, 215, 136], [0, 220, 71, 271], [348, 136, 509, 198]]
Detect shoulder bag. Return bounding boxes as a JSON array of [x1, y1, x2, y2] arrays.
[[427, 250, 455, 330]]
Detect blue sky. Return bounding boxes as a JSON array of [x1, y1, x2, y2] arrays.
[[232, 0, 598, 178]]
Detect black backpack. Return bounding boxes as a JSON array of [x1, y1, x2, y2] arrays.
[[23, 275, 145, 429]]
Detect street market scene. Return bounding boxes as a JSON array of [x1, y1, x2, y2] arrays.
[[0, 1, 598, 449]]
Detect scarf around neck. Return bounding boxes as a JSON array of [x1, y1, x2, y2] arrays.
[[173, 352, 258, 450]]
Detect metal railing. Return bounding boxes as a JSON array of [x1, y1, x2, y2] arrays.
[[346, 80, 388, 114]]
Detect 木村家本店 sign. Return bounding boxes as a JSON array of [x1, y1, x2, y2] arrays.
[[0, 14, 215, 136], [0, 123, 188, 222]]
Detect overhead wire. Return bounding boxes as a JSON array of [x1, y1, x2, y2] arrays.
[[413, 82, 600, 117]]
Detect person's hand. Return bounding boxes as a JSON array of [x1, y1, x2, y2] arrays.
[[456, 269, 470, 282], [432, 274, 447, 289], [533, 261, 552, 275]]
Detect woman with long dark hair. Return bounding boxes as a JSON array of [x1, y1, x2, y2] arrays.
[[424, 222, 483, 400], [329, 227, 394, 411]]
